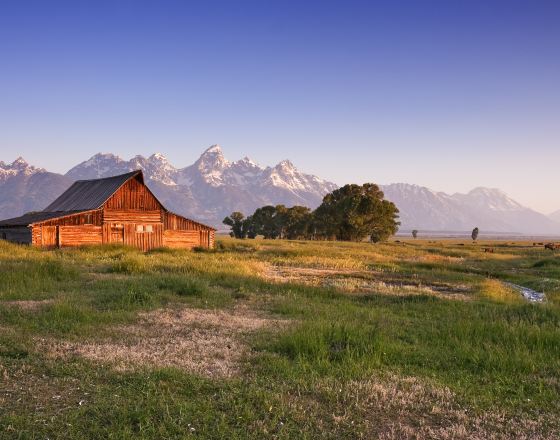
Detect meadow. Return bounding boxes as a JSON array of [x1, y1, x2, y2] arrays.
[[0, 237, 559, 439]]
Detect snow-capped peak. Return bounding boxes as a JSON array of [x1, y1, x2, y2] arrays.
[[205, 144, 222, 152], [11, 156, 28, 167], [276, 159, 296, 171], [0, 156, 44, 180], [151, 152, 167, 160]]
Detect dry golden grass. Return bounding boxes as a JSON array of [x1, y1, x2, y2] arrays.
[[2, 300, 54, 311], [265, 264, 473, 300], [480, 279, 525, 304], [39, 306, 286, 378]]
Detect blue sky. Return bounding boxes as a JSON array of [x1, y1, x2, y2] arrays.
[[0, 0, 558, 213]]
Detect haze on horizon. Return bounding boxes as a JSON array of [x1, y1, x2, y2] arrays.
[[0, 1, 558, 214]]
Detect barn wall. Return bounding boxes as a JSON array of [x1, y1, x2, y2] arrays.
[[38, 226, 58, 248], [103, 210, 162, 223], [163, 230, 202, 249], [59, 226, 102, 247], [31, 226, 41, 246], [164, 212, 214, 232], [0, 227, 31, 244], [102, 224, 124, 244], [38, 210, 102, 227], [123, 223, 163, 251], [104, 177, 162, 211]]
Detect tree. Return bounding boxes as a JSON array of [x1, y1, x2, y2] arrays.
[[284, 206, 313, 239], [313, 183, 400, 242], [412, 229, 418, 239], [251, 205, 280, 239], [242, 215, 258, 239], [223, 212, 246, 238], [471, 227, 479, 242]]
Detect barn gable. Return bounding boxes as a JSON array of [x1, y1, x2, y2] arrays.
[[103, 173, 164, 211]]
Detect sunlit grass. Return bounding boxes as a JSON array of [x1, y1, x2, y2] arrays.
[[0, 237, 559, 438]]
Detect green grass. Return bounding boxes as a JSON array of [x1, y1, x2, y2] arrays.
[[0, 238, 559, 438]]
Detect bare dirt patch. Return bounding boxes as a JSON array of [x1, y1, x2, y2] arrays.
[[265, 265, 472, 300], [1, 299, 54, 311], [39, 306, 285, 378]]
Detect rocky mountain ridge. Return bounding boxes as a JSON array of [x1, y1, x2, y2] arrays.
[[0, 146, 558, 234]]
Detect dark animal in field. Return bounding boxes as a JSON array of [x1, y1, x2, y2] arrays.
[[544, 243, 560, 251], [484, 248, 494, 253]]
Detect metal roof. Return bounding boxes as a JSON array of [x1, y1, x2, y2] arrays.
[[0, 210, 86, 227], [44, 170, 142, 211]]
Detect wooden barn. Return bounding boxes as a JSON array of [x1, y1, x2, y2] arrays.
[[0, 170, 215, 251]]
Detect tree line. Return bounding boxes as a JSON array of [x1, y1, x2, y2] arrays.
[[223, 183, 400, 243]]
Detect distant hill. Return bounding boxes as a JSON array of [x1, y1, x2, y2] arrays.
[[0, 158, 73, 221], [1, 146, 558, 234], [382, 183, 560, 235], [549, 210, 560, 224]]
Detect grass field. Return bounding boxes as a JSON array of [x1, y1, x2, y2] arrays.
[[1, 237, 559, 439]]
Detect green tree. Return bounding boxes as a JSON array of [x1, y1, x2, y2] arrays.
[[314, 183, 400, 242], [242, 215, 258, 239], [251, 205, 280, 239], [412, 229, 418, 239], [284, 206, 313, 239], [471, 227, 479, 242], [222, 212, 246, 238]]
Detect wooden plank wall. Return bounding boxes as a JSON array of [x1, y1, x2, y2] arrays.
[[163, 230, 202, 249], [39, 226, 57, 248], [38, 210, 102, 227], [104, 177, 162, 211], [31, 226, 41, 246], [164, 212, 212, 231], [102, 224, 124, 244], [59, 226, 102, 247], [103, 210, 162, 223], [123, 224, 163, 251]]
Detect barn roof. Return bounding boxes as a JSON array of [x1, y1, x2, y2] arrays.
[[44, 170, 142, 211], [0, 210, 86, 227]]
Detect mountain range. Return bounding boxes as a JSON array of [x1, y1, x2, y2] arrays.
[[1, 145, 558, 235]]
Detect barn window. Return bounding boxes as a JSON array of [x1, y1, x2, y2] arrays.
[[136, 225, 144, 233], [84, 214, 93, 224], [145, 225, 153, 233]]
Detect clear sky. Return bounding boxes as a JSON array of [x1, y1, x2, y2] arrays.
[[0, 0, 558, 213]]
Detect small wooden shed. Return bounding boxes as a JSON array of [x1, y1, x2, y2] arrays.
[[0, 170, 215, 251]]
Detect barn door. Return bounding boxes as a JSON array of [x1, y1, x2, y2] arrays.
[[110, 224, 124, 244], [41, 226, 58, 248], [123, 223, 163, 251]]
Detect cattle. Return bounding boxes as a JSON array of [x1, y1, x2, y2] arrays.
[[544, 243, 560, 251], [484, 248, 494, 253]]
